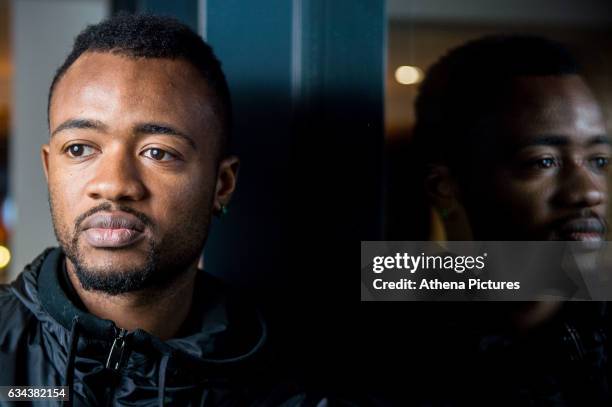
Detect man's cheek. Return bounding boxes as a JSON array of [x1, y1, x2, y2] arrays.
[[155, 187, 212, 232], [170, 178, 213, 208]]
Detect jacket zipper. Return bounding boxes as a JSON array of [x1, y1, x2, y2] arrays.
[[106, 328, 129, 371], [564, 323, 585, 361]]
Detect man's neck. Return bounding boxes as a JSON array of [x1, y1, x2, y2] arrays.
[[65, 259, 197, 341]]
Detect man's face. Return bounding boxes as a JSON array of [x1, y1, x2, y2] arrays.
[[43, 52, 236, 294], [463, 74, 609, 241]]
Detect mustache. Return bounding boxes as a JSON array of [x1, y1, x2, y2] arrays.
[[74, 202, 153, 233]]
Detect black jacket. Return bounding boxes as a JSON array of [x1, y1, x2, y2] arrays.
[[362, 301, 612, 406], [0, 248, 304, 406]]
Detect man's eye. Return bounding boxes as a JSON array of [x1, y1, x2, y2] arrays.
[[65, 144, 95, 158], [592, 156, 609, 169], [142, 148, 176, 162], [534, 157, 558, 169]]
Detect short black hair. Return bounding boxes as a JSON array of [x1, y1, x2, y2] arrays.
[[413, 35, 580, 180], [48, 13, 231, 155]]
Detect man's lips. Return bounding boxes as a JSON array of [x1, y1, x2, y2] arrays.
[[555, 217, 606, 241], [80, 212, 146, 248]]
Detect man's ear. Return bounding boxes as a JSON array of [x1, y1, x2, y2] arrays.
[[41, 144, 50, 183], [424, 164, 461, 216], [213, 155, 239, 214], [424, 164, 474, 240]]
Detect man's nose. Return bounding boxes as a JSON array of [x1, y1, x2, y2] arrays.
[[555, 161, 606, 209], [85, 146, 147, 202]]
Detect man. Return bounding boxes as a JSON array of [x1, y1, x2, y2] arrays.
[[415, 36, 609, 244], [368, 36, 611, 405], [0, 14, 295, 406], [418, 35, 611, 404]]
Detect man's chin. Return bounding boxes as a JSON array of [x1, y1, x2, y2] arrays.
[[66, 240, 158, 295], [72, 261, 156, 295]]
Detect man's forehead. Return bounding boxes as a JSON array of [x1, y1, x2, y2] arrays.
[[508, 75, 602, 117], [49, 51, 217, 136], [501, 75, 607, 143], [53, 51, 208, 97]]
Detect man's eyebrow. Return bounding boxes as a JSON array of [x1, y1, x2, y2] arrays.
[[586, 135, 612, 146], [520, 134, 612, 148], [524, 135, 568, 147], [51, 119, 107, 137], [134, 123, 197, 150]]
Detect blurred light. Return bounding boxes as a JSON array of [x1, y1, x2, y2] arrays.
[[0, 245, 10, 269], [2, 196, 15, 232], [395, 65, 423, 85]]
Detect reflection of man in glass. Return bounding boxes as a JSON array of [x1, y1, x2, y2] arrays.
[[410, 36, 610, 404], [416, 36, 609, 243]]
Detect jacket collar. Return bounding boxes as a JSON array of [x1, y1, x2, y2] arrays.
[[38, 248, 116, 339], [31, 247, 267, 365]]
